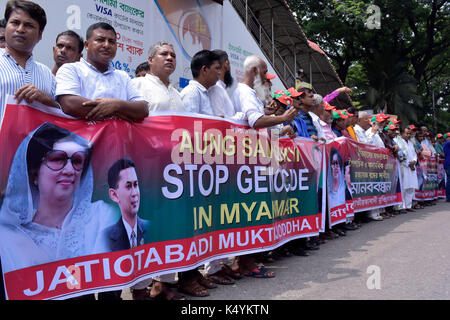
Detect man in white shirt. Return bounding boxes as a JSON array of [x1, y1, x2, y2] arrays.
[[1, 0, 59, 122], [132, 41, 184, 112], [131, 41, 185, 299], [232, 55, 296, 129], [180, 50, 220, 116], [364, 114, 389, 221], [55, 22, 148, 122], [396, 128, 419, 212], [354, 111, 372, 143], [310, 94, 327, 142], [208, 49, 235, 118], [366, 114, 388, 148]]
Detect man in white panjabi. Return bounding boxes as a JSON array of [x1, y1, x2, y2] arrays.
[[395, 127, 419, 212]]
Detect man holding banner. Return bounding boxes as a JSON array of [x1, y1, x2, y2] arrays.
[[55, 22, 148, 122], [0, 0, 59, 122]]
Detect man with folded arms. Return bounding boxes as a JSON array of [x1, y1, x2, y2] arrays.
[[55, 22, 148, 122], [55, 22, 149, 300]]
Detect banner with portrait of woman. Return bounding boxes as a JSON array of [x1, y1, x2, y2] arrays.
[[414, 156, 444, 201], [325, 138, 402, 227], [0, 99, 324, 300]]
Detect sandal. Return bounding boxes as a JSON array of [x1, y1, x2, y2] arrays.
[[178, 280, 209, 297], [244, 266, 275, 278], [151, 287, 186, 300], [222, 264, 243, 280], [207, 270, 235, 285], [196, 273, 218, 289]]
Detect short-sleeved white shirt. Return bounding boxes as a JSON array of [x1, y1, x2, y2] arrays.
[[231, 83, 264, 128], [180, 80, 214, 116], [132, 74, 185, 112], [55, 58, 143, 102]]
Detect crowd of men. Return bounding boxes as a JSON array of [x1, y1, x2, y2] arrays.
[[0, 0, 449, 301]]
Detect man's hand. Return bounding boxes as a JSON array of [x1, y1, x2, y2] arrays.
[[83, 98, 120, 120], [337, 87, 353, 94], [15, 84, 57, 107], [310, 135, 319, 141], [280, 125, 296, 139], [282, 107, 297, 123], [371, 122, 379, 133]]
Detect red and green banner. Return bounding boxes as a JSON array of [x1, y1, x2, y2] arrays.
[[0, 101, 323, 300], [414, 156, 445, 200], [325, 138, 402, 227]]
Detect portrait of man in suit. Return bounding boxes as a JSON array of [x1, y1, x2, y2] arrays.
[[104, 158, 149, 252]]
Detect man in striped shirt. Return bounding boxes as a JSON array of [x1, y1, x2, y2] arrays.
[[0, 0, 58, 123]]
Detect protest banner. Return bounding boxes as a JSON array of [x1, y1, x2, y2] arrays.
[[414, 156, 444, 201], [325, 138, 402, 227], [0, 100, 323, 300]]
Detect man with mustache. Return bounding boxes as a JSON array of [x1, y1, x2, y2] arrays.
[[132, 41, 184, 112], [232, 55, 296, 129], [132, 41, 186, 300], [51, 30, 83, 76], [55, 22, 148, 122], [0, 0, 59, 123]]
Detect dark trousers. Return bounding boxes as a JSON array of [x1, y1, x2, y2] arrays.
[[446, 167, 450, 201]]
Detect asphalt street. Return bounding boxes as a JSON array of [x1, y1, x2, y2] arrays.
[[123, 199, 450, 300]]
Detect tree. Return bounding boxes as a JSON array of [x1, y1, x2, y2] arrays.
[[286, 0, 449, 131]]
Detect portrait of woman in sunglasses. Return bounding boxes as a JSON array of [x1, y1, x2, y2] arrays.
[[0, 123, 116, 273], [327, 148, 352, 210]]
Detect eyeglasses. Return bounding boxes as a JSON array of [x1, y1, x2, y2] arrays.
[[42, 150, 87, 171]]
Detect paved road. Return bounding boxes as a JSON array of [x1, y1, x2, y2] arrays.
[[123, 200, 450, 300]]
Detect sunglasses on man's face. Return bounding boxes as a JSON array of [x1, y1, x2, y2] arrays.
[[42, 150, 87, 171]]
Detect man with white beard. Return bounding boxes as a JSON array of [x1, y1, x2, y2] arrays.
[[232, 55, 296, 129]]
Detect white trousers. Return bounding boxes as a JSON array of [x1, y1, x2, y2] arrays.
[[152, 272, 177, 283], [205, 259, 228, 275], [402, 188, 415, 209]]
